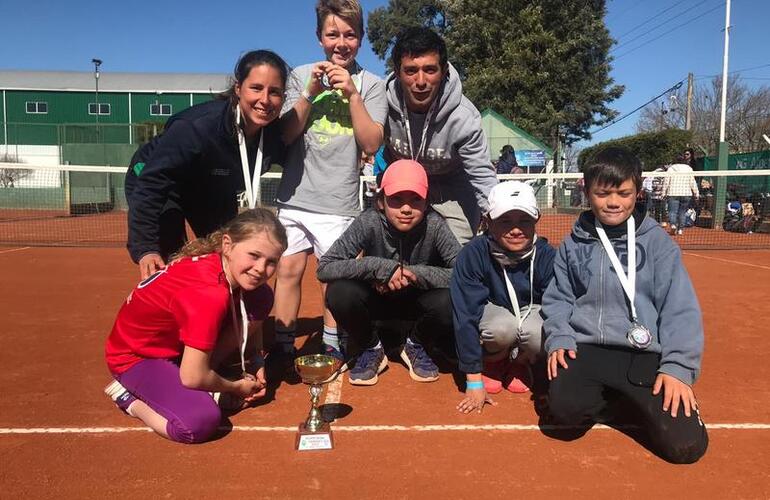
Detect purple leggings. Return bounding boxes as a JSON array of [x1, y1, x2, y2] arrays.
[[115, 358, 221, 444]]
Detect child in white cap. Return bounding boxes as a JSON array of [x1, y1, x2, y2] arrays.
[[451, 181, 556, 413]]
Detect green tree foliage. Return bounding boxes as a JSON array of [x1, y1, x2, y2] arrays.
[[578, 129, 694, 172], [367, 0, 624, 145]]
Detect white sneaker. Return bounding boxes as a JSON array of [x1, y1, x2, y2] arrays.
[[677, 229, 683, 235]]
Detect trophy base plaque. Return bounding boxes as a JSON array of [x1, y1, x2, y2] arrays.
[[296, 423, 334, 451]]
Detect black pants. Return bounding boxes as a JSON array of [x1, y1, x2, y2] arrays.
[[548, 344, 708, 464], [325, 279, 452, 350]]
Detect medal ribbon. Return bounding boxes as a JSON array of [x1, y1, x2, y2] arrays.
[[401, 95, 439, 161], [223, 256, 250, 374], [236, 108, 264, 209], [498, 245, 536, 330], [595, 217, 638, 322]]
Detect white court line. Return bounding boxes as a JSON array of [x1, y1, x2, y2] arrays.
[[684, 251, 770, 271], [1, 423, 768, 435], [0, 246, 31, 255]]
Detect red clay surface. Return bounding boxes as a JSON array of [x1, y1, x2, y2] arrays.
[[2, 210, 770, 250], [1, 247, 769, 498]]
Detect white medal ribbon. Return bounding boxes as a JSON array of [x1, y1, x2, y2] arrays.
[[401, 95, 438, 161], [596, 217, 638, 322], [236, 108, 264, 209], [223, 256, 250, 375], [498, 245, 536, 331]]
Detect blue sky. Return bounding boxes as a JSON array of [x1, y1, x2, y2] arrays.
[[1, 0, 767, 146]]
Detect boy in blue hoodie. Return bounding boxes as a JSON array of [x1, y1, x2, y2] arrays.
[[452, 181, 555, 414], [542, 147, 708, 464]]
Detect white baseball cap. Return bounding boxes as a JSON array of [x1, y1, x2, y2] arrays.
[[487, 181, 540, 220]]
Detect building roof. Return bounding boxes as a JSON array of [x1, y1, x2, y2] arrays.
[[0, 70, 230, 93], [481, 108, 553, 154]]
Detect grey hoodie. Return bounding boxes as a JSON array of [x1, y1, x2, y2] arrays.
[[383, 64, 498, 227], [542, 209, 704, 385], [317, 208, 460, 289]]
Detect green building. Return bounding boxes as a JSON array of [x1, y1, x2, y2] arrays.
[[1, 70, 228, 164], [480, 108, 553, 172]]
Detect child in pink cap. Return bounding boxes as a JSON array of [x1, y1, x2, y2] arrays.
[[317, 159, 461, 385]]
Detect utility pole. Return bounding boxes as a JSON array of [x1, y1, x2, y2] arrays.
[[715, 0, 731, 228], [92, 58, 102, 143], [685, 73, 694, 130]]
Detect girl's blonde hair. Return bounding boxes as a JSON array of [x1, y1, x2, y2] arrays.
[[172, 208, 287, 260]]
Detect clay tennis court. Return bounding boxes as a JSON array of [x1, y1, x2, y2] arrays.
[[1, 245, 769, 498]]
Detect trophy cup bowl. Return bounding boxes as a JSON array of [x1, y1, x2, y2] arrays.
[[294, 354, 342, 451]]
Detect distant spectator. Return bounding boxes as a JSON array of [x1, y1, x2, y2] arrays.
[[663, 155, 699, 236], [496, 145, 519, 175]]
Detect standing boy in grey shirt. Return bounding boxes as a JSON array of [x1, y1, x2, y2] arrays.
[[272, 0, 388, 368]]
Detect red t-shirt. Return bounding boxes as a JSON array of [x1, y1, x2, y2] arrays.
[[105, 253, 272, 374]]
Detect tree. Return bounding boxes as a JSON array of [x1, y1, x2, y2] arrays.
[[635, 76, 770, 155], [367, 0, 624, 145], [0, 154, 31, 188]]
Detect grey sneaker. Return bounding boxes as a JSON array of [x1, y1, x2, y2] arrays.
[[400, 341, 439, 382], [349, 345, 388, 386]]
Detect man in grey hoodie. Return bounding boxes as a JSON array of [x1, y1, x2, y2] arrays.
[[383, 27, 498, 244]]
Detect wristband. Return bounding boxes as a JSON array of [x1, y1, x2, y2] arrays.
[[301, 88, 314, 104], [466, 380, 484, 390]]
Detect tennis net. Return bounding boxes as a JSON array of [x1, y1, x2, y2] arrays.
[[1, 163, 769, 250]]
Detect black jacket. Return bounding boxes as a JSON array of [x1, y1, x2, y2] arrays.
[[125, 99, 284, 263]]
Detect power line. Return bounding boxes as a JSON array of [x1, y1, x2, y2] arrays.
[[614, 0, 709, 51], [614, 2, 725, 60], [615, 0, 689, 40], [696, 63, 770, 79], [589, 80, 686, 136]]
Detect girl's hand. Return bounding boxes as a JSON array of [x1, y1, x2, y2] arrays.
[[456, 388, 496, 414], [233, 377, 261, 399], [243, 367, 267, 402], [387, 267, 416, 291], [653, 373, 698, 418]]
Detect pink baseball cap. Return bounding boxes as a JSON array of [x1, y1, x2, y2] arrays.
[[380, 159, 428, 199]]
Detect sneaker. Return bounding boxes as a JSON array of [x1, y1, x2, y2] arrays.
[[349, 345, 388, 386], [676, 229, 683, 235], [502, 362, 532, 393], [481, 358, 507, 394], [321, 343, 349, 382], [669, 224, 677, 235], [400, 341, 439, 382], [104, 380, 136, 416]]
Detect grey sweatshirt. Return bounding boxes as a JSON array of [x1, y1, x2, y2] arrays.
[[383, 64, 498, 224], [317, 208, 461, 289], [542, 209, 704, 385]]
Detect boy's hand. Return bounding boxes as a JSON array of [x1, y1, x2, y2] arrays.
[[547, 349, 577, 380], [307, 62, 332, 98], [386, 267, 416, 291], [653, 373, 698, 418], [456, 388, 496, 414], [325, 64, 357, 99]]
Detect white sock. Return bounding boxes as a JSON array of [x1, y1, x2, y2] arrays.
[[323, 326, 348, 351]]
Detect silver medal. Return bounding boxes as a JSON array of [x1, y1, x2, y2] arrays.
[[627, 322, 652, 349]]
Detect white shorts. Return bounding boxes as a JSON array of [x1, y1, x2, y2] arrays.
[[278, 207, 355, 259]]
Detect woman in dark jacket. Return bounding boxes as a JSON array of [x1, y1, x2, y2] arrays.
[[126, 50, 288, 279]]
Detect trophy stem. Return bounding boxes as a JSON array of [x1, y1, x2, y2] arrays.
[[305, 384, 323, 432]]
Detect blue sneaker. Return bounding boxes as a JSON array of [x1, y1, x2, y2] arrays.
[[400, 341, 439, 382], [349, 345, 388, 386], [321, 343, 349, 382], [104, 380, 137, 416]]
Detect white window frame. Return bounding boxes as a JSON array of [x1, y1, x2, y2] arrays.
[[25, 101, 48, 114], [88, 103, 111, 115], [149, 103, 172, 116]]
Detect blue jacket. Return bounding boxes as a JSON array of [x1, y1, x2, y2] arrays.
[[125, 99, 284, 263], [450, 235, 556, 373], [542, 209, 704, 385]]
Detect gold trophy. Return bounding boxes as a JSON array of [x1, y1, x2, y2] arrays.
[[294, 354, 342, 451]]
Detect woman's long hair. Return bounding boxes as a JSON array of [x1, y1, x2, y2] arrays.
[[172, 208, 287, 260]]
